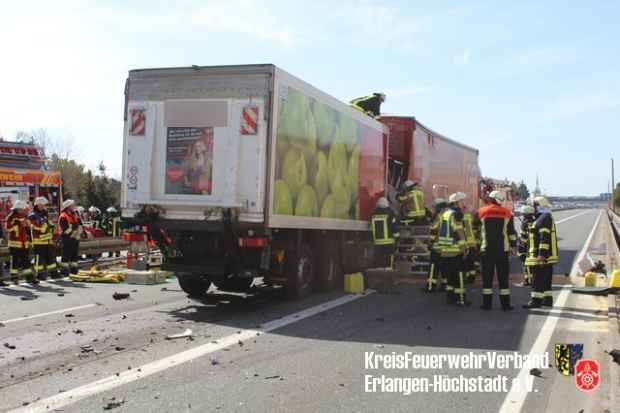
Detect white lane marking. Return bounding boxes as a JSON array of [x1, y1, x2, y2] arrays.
[[569, 210, 602, 277], [10, 291, 375, 413], [0, 304, 97, 324], [555, 209, 593, 224], [531, 308, 608, 319], [499, 209, 602, 413]]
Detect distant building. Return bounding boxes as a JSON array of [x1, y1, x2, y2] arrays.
[[600, 193, 612, 201]]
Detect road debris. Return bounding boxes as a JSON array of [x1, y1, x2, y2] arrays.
[[20, 296, 38, 301], [115, 346, 125, 351], [211, 358, 219, 366], [103, 397, 125, 410], [238, 340, 244, 347], [122, 315, 127, 320], [57, 293, 65, 297], [65, 313, 74, 318], [166, 328, 193, 340], [264, 375, 280, 380], [607, 349, 620, 366], [112, 292, 130, 300], [73, 329, 84, 335], [4, 343, 16, 350], [80, 345, 95, 353], [529, 368, 543, 378]]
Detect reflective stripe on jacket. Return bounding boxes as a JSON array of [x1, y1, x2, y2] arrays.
[[399, 189, 425, 218], [29, 210, 54, 245], [437, 208, 466, 257], [371, 208, 398, 245], [5, 213, 30, 249], [463, 212, 478, 248], [525, 212, 559, 266]]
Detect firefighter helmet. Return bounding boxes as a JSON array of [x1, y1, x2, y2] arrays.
[[62, 199, 76, 210], [488, 190, 505, 203], [376, 197, 389, 209], [11, 200, 28, 210], [449, 192, 467, 203], [34, 197, 49, 206]]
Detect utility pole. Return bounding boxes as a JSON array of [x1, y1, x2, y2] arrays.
[[613, 158, 616, 213]]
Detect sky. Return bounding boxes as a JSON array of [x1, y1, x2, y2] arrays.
[[1, 0, 618, 196]]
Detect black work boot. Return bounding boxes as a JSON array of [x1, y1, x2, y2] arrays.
[[446, 290, 456, 305], [522, 298, 543, 309], [480, 294, 492, 310], [500, 295, 514, 311], [542, 296, 553, 307]]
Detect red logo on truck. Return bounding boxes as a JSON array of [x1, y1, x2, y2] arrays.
[[575, 359, 600, 392], [130, 109, 146, 136], [240, 106, 259, 135]]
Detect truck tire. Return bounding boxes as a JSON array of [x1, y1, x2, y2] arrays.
[[177, 273, 210, 298], [316, 239, 342, 292], [286, 243, 314, 300]]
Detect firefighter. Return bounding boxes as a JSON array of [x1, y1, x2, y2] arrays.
[[518, 205, 536, 286], [370, 197, 399, 269], [437, 192, 469, 306], [426, 198, 447, 292], [59, 199, 82, 275], [463, 208, 479, 283], [478, 190, 517, 311], [103, 206, 121, 237], [350, 93, 386, 118], [88, 206, 102, 229], [5, 200, 34, 284], [398, 180, 426, 225], [29, 197, 59, 281], [523, 196, 558, 309]]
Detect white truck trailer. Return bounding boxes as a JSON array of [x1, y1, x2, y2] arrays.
[[121, 64, 388, 298]]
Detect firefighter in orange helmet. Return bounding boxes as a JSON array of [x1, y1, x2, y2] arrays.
[[5, 200, 34, 284]]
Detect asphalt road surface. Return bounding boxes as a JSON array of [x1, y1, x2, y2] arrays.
[[0, 209, 610, 413]]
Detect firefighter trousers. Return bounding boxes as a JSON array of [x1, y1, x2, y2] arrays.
[[464, 247, 479, 279], [9, 247, 31, 280], [33, 244, 59, 278], [61, 237, 80, 275], [442, 255, 466, 305], [374, 244, 395, 269], [481, 251, 510, 308], [531, 264, 553, 305], [426, 250, 444, 291]]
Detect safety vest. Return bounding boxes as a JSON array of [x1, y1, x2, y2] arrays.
[[463, 212, 477, 248], [525, 213, 559, 266], [29, 210, 54, 245], [429, 208, 444, 250], [437, 209, 466, 257], [518, 218, 533, 258], [6, 213, 29, 249], [371, 212, 395, 245], [59, 211, 81, 239], [399, 189, 425, 218]]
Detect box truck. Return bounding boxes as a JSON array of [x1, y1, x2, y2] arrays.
[[380, 116, 481, 211], [121, 64, 388, 299]]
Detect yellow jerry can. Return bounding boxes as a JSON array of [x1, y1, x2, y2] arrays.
[[610, 269, 620, 288], [584, 272, 597, 287], [344, 272, 364, 294]]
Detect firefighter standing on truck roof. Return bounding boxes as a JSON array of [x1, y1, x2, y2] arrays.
[[5, 200, 34, 285], [437, 192, 470, 306], [371, 197, 399, 269], [59, 199, 82, 275], [477, 190, 518, 311], [518, 205, 536, 286], [398, 180, 427, 225], [29, 197, 60, 281], [349, 93, 386, 118], [523, 196, 558, 309], [426, 198, 448, 292], [463, 207, 480, 283]]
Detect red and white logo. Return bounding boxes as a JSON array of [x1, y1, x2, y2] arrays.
[[575, 359, 600, 392], [130, 109, 146, 136], [240, 106, 259, 135]]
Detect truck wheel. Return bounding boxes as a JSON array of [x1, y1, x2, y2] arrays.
[[177, 273, 210, 298], [286, 244, 314, 300], [317, 240, 342, 292]]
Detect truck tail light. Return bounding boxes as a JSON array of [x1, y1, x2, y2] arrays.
[[239, 237, 268, 248]]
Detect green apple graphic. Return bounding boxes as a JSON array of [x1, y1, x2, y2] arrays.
[[273, 179, 293, 215], [295, 185, 319, 217], [282, 147, 307, 200]]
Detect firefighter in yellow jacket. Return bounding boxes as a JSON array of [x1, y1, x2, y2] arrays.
[[398, 180, 427, 225], [29, 197, 60, 280], [371, 197, 399, 269], [518, 205, 536, 286], [426, 198, 447, 292], [463, 209, 480, 283], [5, 200, 34, 284], [437, 192, 470, 306]]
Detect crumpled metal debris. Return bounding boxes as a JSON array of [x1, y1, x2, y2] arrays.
[[165, 328, 193, 340], [112, 292, 130, 300]]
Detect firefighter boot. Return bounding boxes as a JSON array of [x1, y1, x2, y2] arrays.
[[446, 290, 457, 305], [480, 294, 492, 310], [522, 298, 543, 309], [542, 296, 553, 307], [500, 294, 514, 311]]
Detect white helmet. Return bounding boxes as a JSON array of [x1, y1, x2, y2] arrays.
[[488, 190, 504, 203], [62, 199, 76, 210], [11, 200, 28, 210], [520, 205, 535, 215], [88, 206, 99, 213], [377, 197, 389, 209], [533, 196, 551, 209], [107, 206, 118, 214], [76, 206, 85, 214], [449, 192, 467, 203], [34, 197, 49, 206]]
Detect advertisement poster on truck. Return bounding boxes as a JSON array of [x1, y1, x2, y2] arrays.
[[272, 85, 385, 224], [165, 127, 214, 195]]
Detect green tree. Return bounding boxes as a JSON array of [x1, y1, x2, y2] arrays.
[[516, 181, 530, 201], [614, 183, 620, 210]]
